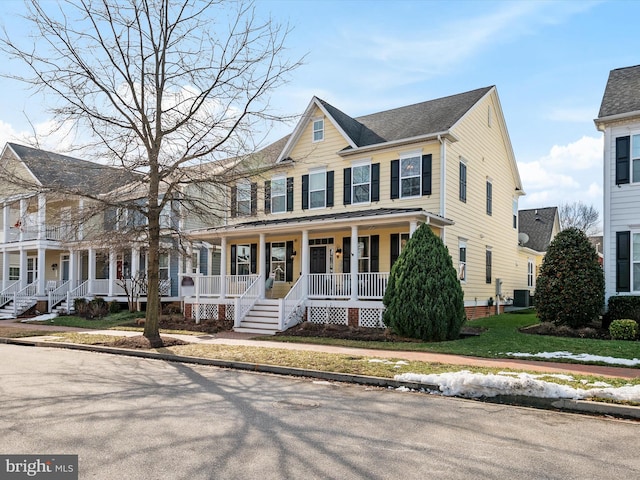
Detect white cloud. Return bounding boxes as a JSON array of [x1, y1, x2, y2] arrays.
[[538, 135, 602, 170], [517, 160, 579, 190]]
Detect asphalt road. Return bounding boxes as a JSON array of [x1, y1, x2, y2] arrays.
[[1, 344, 638, 480]]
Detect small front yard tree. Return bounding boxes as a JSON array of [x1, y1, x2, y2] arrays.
[[383, 224, 465, 341], [535, 227, 604, 328]]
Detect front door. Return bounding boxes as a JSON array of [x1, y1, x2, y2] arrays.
[[310, 246, 327, 274], [61, 254, 70, 282], [27, 256, 38, 284]]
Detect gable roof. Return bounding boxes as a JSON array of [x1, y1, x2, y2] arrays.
[[518, 207, 559, 252], [278, 87, 494, 162], [597, 65, 640, 120], [5, 143, 138, 195]]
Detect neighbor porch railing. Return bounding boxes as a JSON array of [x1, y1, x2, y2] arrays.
[[308, 273, 351, 299], [0, 281, 20, 308], [234, 275, 262, 328], [48, 280, 70, 313], [279, 275, 306, 331], [13, 281, 37, 316], [357, 272, 390, 299]]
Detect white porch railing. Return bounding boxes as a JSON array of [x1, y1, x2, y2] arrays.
[[357, 272, 390, 299], [199, 275, 222, 296], [234, 275, 262, 328], [48, 281, 70, 313], [308, 273, 351, 299], [13, 282, 37, 316], [227, 275, 259, 297], [66, 280, 89, 312], [0, 281, 20, 308], [279, 276, 306, 331]]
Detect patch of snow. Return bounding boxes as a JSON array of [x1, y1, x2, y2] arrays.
[[395, 370, 640, 401], [504, 351, 640, 366], [21, 313, 59, 323], [368, 359, 409, 367]]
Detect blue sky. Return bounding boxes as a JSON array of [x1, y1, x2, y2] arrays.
[[0, 0, 638, 220]]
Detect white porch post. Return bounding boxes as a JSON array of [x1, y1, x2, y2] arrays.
[[409, 221, 418, 237], [19, 248, 27, 288], [69, 250, 77, 288], [78, 199, 84, 240], [37, 194, 46, 240], [131, 247, 139, 278], [220, 237, 227, 299], [301, 230, 309, 297], [350, 225, 358, 300], [259, 233, 266, 298], [2, 250, 8, 289], [88, 248, 96, 294], [108, 249, 116, 296], [3, 203, 9, 245], [37, 247, 46, 296], [19, 198, 26, 242]]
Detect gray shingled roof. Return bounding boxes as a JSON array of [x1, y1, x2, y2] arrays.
[[518, 207, 558, 252], [8, 143, 138, 195], [598, 65, 640, 118]]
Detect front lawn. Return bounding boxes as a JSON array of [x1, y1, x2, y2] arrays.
[[271, 310, 640, 363], [30, 311, 143, 329]]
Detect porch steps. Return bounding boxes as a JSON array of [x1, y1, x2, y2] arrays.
[[0, 298, 37, 319], [235, 299, 280, 335]]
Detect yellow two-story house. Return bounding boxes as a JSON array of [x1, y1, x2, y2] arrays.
[[187, 86, 529, 334]]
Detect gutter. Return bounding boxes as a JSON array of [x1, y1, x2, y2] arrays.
[[337, 131, 458, 158]]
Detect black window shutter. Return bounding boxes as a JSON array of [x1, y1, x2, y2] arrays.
[[343, 168, 352, 205], [459, 163, 467, 202], [486, 182, 493, 215], [286, 177, 294, 212], [230, 244, 237, 275], [390, 233, 400, 268], [616, 136, 630, 185], [486, 250, 492, 284], [265, 243, 271, 277], [250, 243, 257, 274], [421, 155, 432, 196], [617, 231, 631, 292], [302, 174, 309, 210], [285, 241, 294, 282], [264, 180, 271, 213], [250, 183, 257, 216], [391, 160, 399, 199], [342, 237, 351, 273], [326, 171, 334, 207], [371, 163, 380, 201], [230, 186, 237, 218], [371, 235, 379, 272]]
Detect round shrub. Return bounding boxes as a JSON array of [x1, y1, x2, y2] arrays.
[[109, 300, 121, 314], [382, 224, 465, 341], [609, 319, 638, 341], [534, 227, 604, 328]]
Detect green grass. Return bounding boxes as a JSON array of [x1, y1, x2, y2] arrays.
[[31, 311, 143, 329], [271, 310, 640, 363]]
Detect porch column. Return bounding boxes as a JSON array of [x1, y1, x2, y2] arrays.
[[409, 221, 418, 237], [37, 194, 46, 240], [350, 225, 358, 301], [220, 237, 227, 299], [185, 244, 193, 276], [108, 249, 116, 296], [19, 248, 27, 288], [131, 247, 140, 278], [69, 249, 76, 289], [78, 199, 84, 240], [259, 233, 266, 298], [3, 203, 9, 245], [37, 247, 46, 296], [19, 198, 26, 242], [88, 248, 96, 294], [2, 250, 9, 289], [301, 229, 309, 297]]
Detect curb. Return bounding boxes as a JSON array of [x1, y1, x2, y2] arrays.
[[3, 337, 640, 420]]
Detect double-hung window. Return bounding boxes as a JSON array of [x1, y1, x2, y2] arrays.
[[159, 253, 169, 280], [313, 118, 324, 142], [358, 236, 370, 273], [236, 245, 251, 275], [270, 242, 286, 281], [400, 153, 421, 198], [237, 181, 251, 216], [527, 259, 535, 288], [352, 162, 371, 204], [459, 240, 467, 282], [271, 176, 286, 213], [309, 170, 326, 209]]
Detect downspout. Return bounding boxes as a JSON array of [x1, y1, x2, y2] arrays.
[[438, 134, 446, 243]]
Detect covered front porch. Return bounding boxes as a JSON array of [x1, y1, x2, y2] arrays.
[[186, 208, 453, 334]]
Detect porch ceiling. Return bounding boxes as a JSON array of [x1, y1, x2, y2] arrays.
[[191, 208, 454, 239]]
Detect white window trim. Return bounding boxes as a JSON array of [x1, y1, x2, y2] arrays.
[[308, 168, 326, 210], [630, 132, 640, 183], [399, 149, 423, 199], [271, 175, 287, 214], [312, 118, 324, 143], [527, 258, 535, 288], [458, 240, 467, 283], [352, 159, 372, 205], [357, 236, 370, 273], [236, 244, 251, 276], [237, 180, 252, 216]]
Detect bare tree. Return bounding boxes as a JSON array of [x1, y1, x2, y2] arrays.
[[559, 201, 600, 235], [0, 0, 300, 346]]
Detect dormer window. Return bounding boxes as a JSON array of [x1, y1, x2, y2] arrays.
[[313, 118, 324, 142]]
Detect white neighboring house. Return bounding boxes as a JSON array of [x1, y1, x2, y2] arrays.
[[595, 64, 640, 303]]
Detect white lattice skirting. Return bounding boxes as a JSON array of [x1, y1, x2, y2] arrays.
[[307, 305, 386, 328], [192, 303, 235, 321]]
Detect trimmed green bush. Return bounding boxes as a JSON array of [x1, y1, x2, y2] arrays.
[[534, 227, 604, 328], [605, 296, 640, 327], [382, 224, 465, 341], [109, 300, 121, 314], [609, 319, 638, 341]]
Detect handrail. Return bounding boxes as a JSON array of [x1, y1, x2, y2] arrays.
[[66, 280, 89, 312], [234, 275, 262, 328], [48, 280, 70, 313], [0, 281, 20, 308], [13, 282, 37, 316], [279, 275, 306, 331]]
